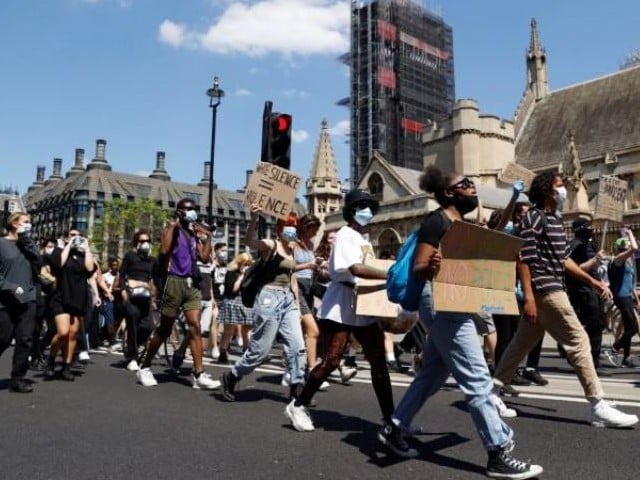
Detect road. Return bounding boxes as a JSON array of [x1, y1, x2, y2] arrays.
[[0, 344, 639, 480]]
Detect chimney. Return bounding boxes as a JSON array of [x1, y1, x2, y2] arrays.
[[245, 169, 253, 189], [87, 139, 112, 171], [67, 148, 85, 176], [52, 158, 63, 178], [36, 165, 45, 183], [149, 151, 171, 181], [198, 162, 211, 187]]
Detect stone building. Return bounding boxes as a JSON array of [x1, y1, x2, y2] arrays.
[[22, 139, 300, 258]]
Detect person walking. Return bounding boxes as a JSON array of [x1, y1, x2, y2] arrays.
[[0, 212, 41, 393], [380, 166, 543, 479]]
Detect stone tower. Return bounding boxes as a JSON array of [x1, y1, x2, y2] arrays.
[[305, 119, 343, 235]]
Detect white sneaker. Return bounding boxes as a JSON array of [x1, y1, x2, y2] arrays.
[[136, 367, 158, 387], [285, 400, 315, 432], [192, 372, 221, 390], [281, 372, 291, 387], [109, 342, 123, 354], [78, 351, 90, 362], [490, 393, 517, 418], [590, 399, 639, 428], [211, 347, 220, 360], [318, 380, 330, 392], [126, 359, 140, 372], [339, 365, 358, 384]]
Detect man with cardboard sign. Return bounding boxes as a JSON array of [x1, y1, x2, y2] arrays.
[[432, 221, 524, 316], [243, 162, 302, 220], [594, 175, 628, 222], [499, 162, 536, 192]]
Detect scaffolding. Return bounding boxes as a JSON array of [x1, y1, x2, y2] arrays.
[[350, 0, 454, 185]]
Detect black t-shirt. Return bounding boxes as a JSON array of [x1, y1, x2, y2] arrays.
[[417, 208, 451, 247], [566, 238, 597, 295], [50, 249, 94, 312], [119, 250, 157, 289], [223, 270, 241, 300]]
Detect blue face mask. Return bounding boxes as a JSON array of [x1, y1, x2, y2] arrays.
[[354, 207, 374, 226], [282, 226, 297, 242], [503, 221, 515, 235]]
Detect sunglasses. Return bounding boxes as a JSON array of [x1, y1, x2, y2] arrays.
[[449, 177, 475, 190]]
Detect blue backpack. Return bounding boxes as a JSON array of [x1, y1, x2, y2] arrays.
[[386, 231, 425, 312]]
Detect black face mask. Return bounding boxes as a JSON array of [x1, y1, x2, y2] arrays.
[[452, 194, 478, 214]]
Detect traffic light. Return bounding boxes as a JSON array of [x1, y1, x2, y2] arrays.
[[262, 111, 292, 170]]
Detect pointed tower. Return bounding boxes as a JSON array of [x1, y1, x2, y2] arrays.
[[305, 119, 343, 229]]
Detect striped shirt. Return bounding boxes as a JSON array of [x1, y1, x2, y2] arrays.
[[519, 209, 567, 294]]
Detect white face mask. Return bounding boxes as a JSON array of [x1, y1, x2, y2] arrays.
[[354, 207, 373, 226], [282, 226, 297, 242], [554, 186, 567, 214], [184, 209, 198, 222], [16, 223, 32, 235]]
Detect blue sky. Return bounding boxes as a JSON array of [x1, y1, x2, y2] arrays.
[[2, 0, 639, 197]]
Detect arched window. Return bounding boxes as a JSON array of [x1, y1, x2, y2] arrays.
[[368, 173, 384, 202]]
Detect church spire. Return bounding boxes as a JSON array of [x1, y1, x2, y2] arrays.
[[529, 18, 543, 56], [526, 17, 549, 101], [308, 119, 339, 180]]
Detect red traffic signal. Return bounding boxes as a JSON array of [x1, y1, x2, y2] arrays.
[[273, 114, 292, 133], [266, 112, 292, 170]]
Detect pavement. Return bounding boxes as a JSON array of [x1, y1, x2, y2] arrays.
[[0, 340, 639, 480]]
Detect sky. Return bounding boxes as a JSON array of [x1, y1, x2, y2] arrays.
[[1, 0, 639, 197]]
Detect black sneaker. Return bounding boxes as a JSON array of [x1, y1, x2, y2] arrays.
[[522, 368, 549, 386], [171, 352, 185, 373], [29, 358, 47, 371], [43, 356, 56, 379], [377, 423, 419, 458], [9, 378, 34, 393], [487, 446, 543, 479], [60, 364, 75, 382], [220, 371, 237, 402], [511, 369, 532, 386], [386, 360, 410, 374], [218, 349, 229, 365]]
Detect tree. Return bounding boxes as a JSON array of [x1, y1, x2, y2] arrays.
[[91, 198, 171, 261]]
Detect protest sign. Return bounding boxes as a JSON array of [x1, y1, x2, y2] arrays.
[[433, 221, 524, 315], [243, 162, 302, 220], [499, 162, 536, 191], [594, 175, 628, 222], [355, 258, 397, 319]]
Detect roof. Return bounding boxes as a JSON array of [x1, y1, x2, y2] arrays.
[[515, 65, 640, 170]]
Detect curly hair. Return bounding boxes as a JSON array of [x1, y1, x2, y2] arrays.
[[528, 171, 560, 209], [418, 165, 456, 207]]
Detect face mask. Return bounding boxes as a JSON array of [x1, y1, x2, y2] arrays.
[[554, 186, 567, 213], [576, 227, 593, 240], [504, 221, 515, 235], [216, 251, 228, 263], [282, 226, 297, 242], [16, 223, 32, 235], [453, 194, 478, 215], [183, 209, 198, 223], [354, 207, 374, 226], [137, 242, 151, 256], [44, 247, 55, 255]]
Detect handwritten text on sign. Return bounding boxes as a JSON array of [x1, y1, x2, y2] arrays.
[[595, 175, 628, 222], [499, 162, 537, 191], [243, 162, 302, 220], [433, 221, 524, 315]]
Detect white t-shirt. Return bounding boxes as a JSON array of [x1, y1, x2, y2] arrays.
[[318, 225, 375, 327]]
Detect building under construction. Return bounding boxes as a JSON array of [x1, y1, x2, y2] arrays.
[[348, 0, 454, 184]]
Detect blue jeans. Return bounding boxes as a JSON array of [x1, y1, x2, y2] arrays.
[[232, 287, 306, 384], [393, 282, 512, 451]]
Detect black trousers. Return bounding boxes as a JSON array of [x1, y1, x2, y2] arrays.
[[568, 289, 604, 367], [494, 314, 543, 369], [121, 296, 154, 361], [0, 302, 37, 379], [613, 296, 639, 359]]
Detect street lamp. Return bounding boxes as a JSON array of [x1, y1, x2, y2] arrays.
[[206, 76, 225, 226]]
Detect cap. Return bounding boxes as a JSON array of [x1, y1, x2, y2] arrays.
[[343, 189, 379, 214], [572, 216, 591, 232]]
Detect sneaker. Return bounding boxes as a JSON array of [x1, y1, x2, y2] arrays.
[[220, 371, 238, 401], [109, 342, 123, 354], [401, 423, 423, 437], [500, 384, 521, 397], [9, 378, 34, 393], [490, 393, 517, 418], [218, 349, 229, 365], [487, 446, 543, 479], [126, 359, 140, 372], [29, 358, 47, 371], [192, 371, 221, 390], [511, 371, 532, 386], [377, 423, 419, 458], [318, 380, 330, 392], [78, 351, 90, 363], [171, 352, 184, 372], [522, 368, 549, 386], [339, 364, 358, 384], [60, 364, 75, 382], [589, 399, 639, 428], [211, 346, 220, 360], [621, 356, 640, 368], [285, 400, 315, 432], [136, 367, 158, 387], [43, 357, 56, 379], [387, 360, 410, 374], [281, 372, 291, 387], [602, 349, 621, 368]]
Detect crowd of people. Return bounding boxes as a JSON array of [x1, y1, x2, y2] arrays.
[[1, 165, 639, 479]]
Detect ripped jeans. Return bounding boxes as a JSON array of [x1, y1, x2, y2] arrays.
[[232, 286, 306, 385]]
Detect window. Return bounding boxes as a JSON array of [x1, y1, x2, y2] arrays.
[[368, 173, 384, 202]]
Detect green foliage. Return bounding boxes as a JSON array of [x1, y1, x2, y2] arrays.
[[91, 198, 171, 259]]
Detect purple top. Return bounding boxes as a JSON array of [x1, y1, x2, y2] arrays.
[[169, 229, 195, 277]]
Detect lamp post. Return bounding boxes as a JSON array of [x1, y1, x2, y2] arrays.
[[206, 76, 225, 226]]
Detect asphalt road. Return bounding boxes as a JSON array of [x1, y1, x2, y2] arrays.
[[1, 347, 639, 480]]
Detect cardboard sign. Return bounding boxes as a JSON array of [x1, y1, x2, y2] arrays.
[[355, 258, 398, 318], [499, 162, 536, 191], [243, 162, 303, 220], [595, 175, 628, 222], [433, 221, 524, 315]]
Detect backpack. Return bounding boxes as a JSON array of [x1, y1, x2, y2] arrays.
[[386, 231, 424, 312], [240, 243, 277, 308]]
